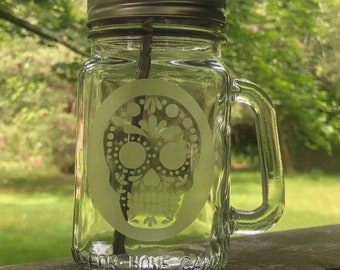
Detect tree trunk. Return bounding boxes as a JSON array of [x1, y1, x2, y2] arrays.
[[277, 119, 295, 174]]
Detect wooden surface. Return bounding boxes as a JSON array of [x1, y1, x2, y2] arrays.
[[1, 224, 339, 270], [228, 224, 340, 270]]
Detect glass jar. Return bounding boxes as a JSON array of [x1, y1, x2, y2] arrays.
[[72, 1, 284, 269]]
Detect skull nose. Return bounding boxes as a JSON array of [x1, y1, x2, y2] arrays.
[[143, 168, 161, 187]]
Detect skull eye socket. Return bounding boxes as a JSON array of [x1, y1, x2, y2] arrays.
[[159, 142, 187, 170], [119, 142, 146, 169]]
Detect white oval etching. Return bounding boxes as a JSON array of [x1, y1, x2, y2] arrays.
[[88, 79, 214, 241]]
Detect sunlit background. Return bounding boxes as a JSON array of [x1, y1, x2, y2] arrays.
[[0, 0, 339, 266]]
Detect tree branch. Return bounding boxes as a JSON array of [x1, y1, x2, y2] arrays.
[[0, 4, 89, 57]]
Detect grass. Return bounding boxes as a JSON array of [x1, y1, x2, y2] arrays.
[[0, 169, 339, 266], [230, 170, 340, 232], [0, 171, 74, 266]]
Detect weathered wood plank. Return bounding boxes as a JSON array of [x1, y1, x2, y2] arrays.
[[0, 258, 82, 270], [1, 224, 339, 270], [228, 224, 340, 270]]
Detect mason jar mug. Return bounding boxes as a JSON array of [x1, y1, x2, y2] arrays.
[[72, 1, 284, 269]]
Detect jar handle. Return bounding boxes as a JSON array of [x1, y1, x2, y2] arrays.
[[231, 78, 285, 233]]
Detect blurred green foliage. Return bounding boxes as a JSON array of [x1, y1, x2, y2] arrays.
[[226, 0, 340, 172], [0, 0, 339, 173]]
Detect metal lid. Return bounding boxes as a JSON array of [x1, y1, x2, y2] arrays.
[[87, 0, 226, 27]]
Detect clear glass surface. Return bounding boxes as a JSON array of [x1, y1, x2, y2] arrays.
[[72, 24, 284, 270]]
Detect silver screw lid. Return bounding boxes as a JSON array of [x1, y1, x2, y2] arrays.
[[87, 0, 226, 27]]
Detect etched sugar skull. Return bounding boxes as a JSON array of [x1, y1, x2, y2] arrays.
[[87, 80, 214, 241], [103, 95, 201, 229]]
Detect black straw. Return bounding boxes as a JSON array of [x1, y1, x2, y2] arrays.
[[113, 18, 153, 255]]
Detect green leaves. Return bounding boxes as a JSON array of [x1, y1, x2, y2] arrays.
[[0, 36, 77, 172], [0, 0, 339, 172], [225, 0, 340, 165], [52, 62, 82, 83], [0, 0, 89, 55]]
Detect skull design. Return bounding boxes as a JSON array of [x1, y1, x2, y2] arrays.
[[103, 95, 200, 229]]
